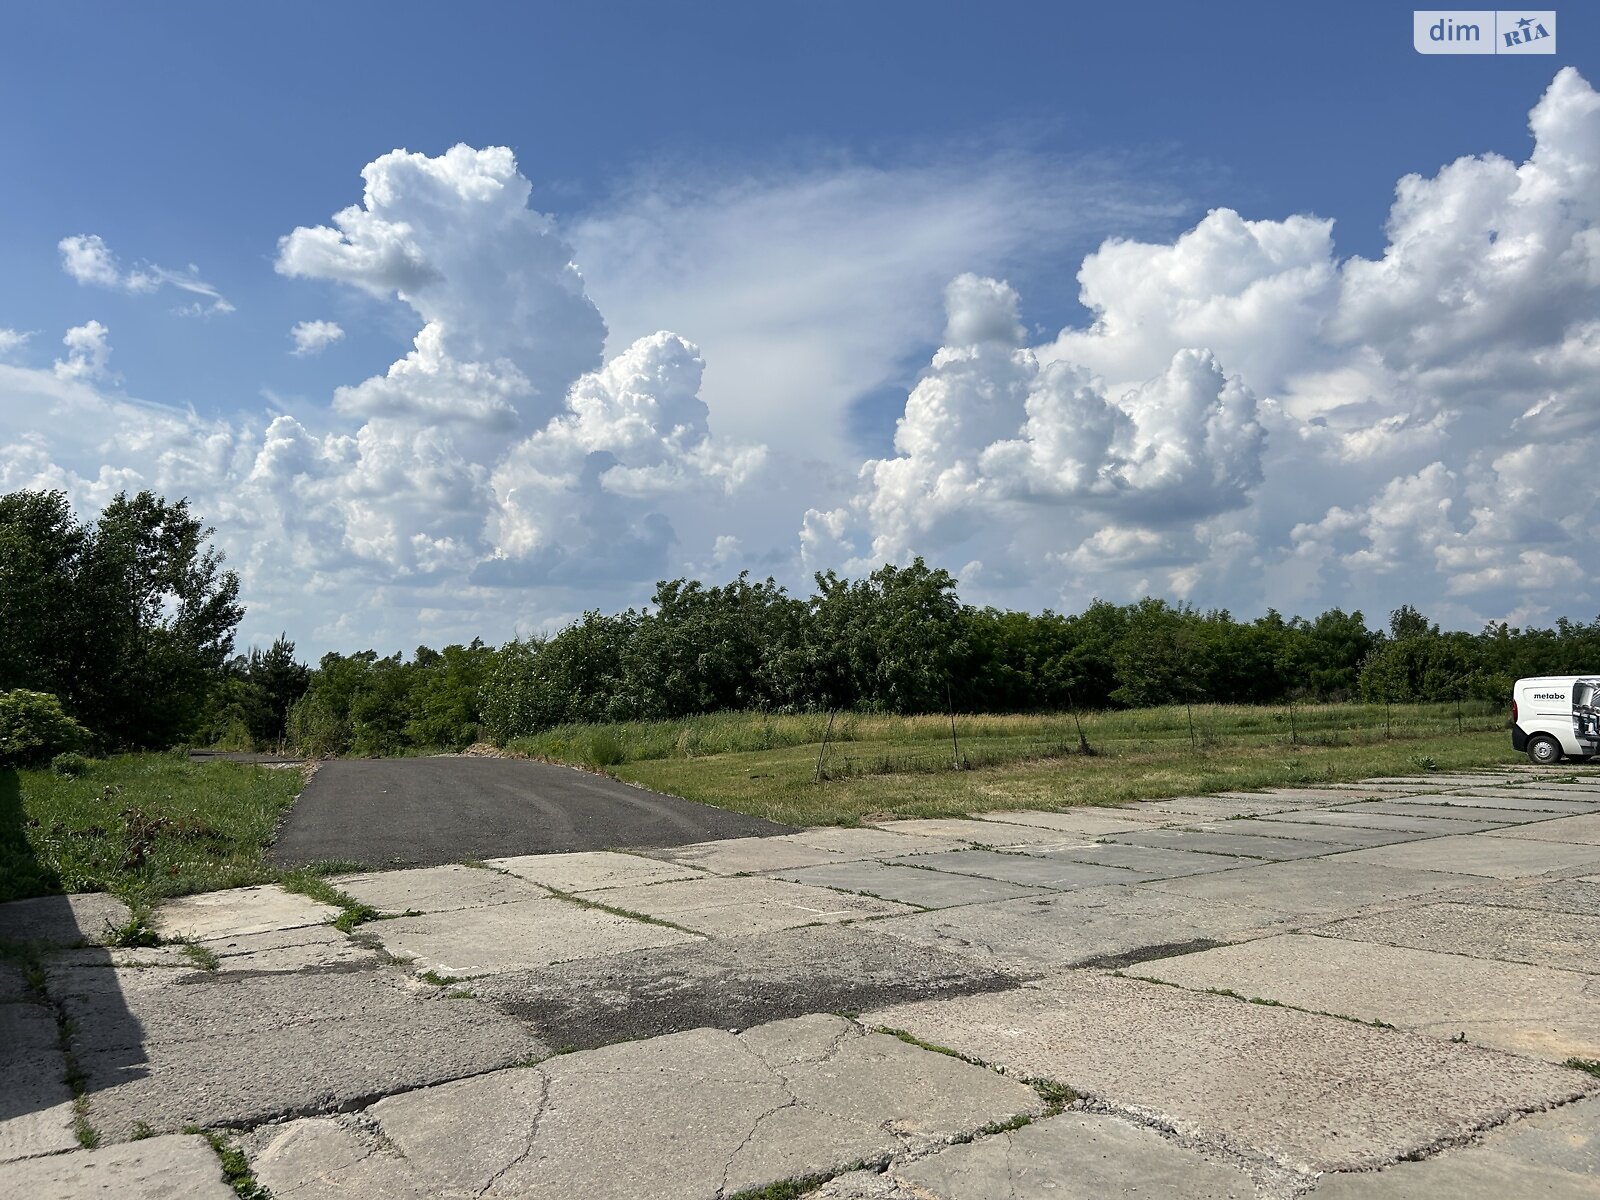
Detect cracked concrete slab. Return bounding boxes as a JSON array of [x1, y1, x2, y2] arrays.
[[1140, 933, 1600, 1061], [0, 893, 130, 947], [54, 964, 543, 1140], [784, 827, 967, 858], [865, 972, 1592, 1172], [1490, 787, 1600, 804], [969, 808, 1173, 835], [490, 849, 706, 891], [1310, 1097, 1598, 1199], [1106, 828, 1348, 860], [1334, 801, 1536, 824], [153, 885, 339, 941], [1489, 813, 1600, 846], [1266, 808, 1513, 835], [1475, 877, 1600, 916], [247, 1016, 1045, 1200], [1204, 819, 1426, 847], [1126, 797, 1312, 820], [332, 863, 550, 913], [473, 924, 1021, 1051], [1242, 787, 1421, 803], [1337, 834, 1600, 879], [867, 818, 1097, 848], [1315, 900, 1600, 974], [869, 884, 1281, 973], [817, 1111, 1266, 1199], [774, 860, 1052, 908], [367, 896, 700, 976], [0, 1133, 235, 1199], [1043, 842, 1249, 878], [1409, 793, 1600, 814], [640, 833, 964, 876], [1140, 859, 1476, 920], [594, 876, 913, 936], [0, 1003, 76, 1164], [883, 849, 1153, 891], [191, 923, 381, 975]]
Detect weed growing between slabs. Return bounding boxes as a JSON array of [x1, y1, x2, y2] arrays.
[[503, 704, 1517, 826]]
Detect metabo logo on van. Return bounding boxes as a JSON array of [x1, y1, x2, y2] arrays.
[[1534, 691, 1565, 699]]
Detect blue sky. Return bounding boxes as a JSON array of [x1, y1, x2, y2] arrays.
[[3, 3, 1598, 652]]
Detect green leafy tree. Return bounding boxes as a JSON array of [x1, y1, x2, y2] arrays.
[[0, 489, 242, 748]]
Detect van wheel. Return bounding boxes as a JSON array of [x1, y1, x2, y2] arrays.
[[1528, 736, 1562, 765]]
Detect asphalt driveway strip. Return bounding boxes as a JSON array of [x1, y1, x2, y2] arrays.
[[268, 757, 791, 868]]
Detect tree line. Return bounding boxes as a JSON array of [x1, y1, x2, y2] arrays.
[[7, 488, 1600, 758]]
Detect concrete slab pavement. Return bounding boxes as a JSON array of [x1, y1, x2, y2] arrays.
[[1334, 801, 1540, 824], [1489, 812, 1600, 845], [46, 959, 543, 1140], [365, 895, 700, 977], [867, 818, 1098, 848], [488, 848, 705, 890], [0, 1002, 77, 1164], [865, 973, 1594, 1172], [869, 883, 1283, 973], [1140, 933, 1600, 1061], [774, 860, 1052, 908], [12, 766, 1600, 1195], [1315, 900, 1600, 974], [1309, 1098, 1598, 1198], [473, 924, 1020, 1051], [0, 1134, 235, 1200], [885, 848, 1155, 890], [331, 863, 550, 913], [1140, 858, 1479, 920], [813, 1111, 1266, 1199], [641, 831, 970, 875], [1043, 841, 1250, 877], [1265, 808, 1514, 834], [594, 874, 914, 936], [1337, 833, 1600, 879], [152, 885, 338, 941], [1478, 876, 1600, 916], [965, 808, 1173, 835], [1204, 819, 1427, 847], [1106, 827, 1349, 860], [0, 893, 130, 947], [247, 1016, 1046, 1200]]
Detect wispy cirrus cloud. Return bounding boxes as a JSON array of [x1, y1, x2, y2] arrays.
[[58, 233, 234, 315]]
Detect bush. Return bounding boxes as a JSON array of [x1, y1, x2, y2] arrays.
[[286, 693, 350, 757], [0, 690, 90, 766], [50, 751, 89, 777]]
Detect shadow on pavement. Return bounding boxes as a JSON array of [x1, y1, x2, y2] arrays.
[[0, 767, 147, 1152]]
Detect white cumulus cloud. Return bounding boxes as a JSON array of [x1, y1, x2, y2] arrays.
[[808, 68, 1600, 626], [52, 321, 114, 382], [289, 320, 344, 356]]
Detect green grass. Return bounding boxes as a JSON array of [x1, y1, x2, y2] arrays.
[[1, 753, 307, 906], [202, 1131, 272, 1200], [503, 703, 1517, 826]]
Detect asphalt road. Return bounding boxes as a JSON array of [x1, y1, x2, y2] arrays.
[[269, 757, 792, 868]]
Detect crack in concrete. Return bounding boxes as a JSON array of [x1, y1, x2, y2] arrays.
[[474, 1070, 549, 1198], [716, 1093, 803, 1198]]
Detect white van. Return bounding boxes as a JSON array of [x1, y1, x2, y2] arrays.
[[1511, 675, 1600, 765]]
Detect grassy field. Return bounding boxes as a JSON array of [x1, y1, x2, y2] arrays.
[[506, 702, 1519, 826], [1, 754, 307, 906]]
